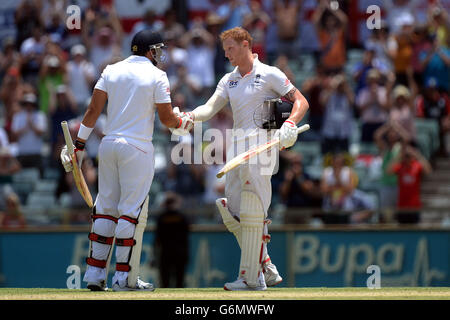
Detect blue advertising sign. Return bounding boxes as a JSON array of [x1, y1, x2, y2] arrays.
[[0, 228, 448, 288]]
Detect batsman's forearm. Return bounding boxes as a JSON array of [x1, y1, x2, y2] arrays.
[[81, 107, 100, 130], [192, 93, 228, 122], [288, 95, 309, 125]]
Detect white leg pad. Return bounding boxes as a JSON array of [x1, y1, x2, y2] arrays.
[[216, 198, 242, 248], [239, 191, 265, 287], [113, 195, 149, 288], [83, 208, 117, 283]]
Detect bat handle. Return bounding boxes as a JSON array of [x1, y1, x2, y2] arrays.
[[296, 124, 310, 135], [61, 121, 75, 154]]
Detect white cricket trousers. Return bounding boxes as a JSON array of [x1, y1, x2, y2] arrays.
[[225, 134, 278, 217], [83, 137, 154, 283]]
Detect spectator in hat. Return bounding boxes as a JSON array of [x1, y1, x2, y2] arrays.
[[67, 44, 96, 110], [11, 92, 47, 175], [383, 0, 419, 35], [38, 54, 67, 114], [356, 69, 390, 143], [389, 84, 416, 143]]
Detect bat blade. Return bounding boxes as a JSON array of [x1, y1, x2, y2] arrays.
[[61, 121, 94, 208], [216, 124, 310, 178]]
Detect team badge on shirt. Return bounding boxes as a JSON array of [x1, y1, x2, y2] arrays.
[[228, 80, 239, 88]]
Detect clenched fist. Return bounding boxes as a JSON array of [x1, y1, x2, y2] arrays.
[[278, 120, 298, 150]]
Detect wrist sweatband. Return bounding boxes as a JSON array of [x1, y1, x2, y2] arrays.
[[74, 139, 86, 151], [77, 123, 93, 141]]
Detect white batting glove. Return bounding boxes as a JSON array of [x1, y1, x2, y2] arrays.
[[278, 120, 298, 150], [60, 141, 85, 173], [60, 145, 73, 173], [170, 107, 194, 136]]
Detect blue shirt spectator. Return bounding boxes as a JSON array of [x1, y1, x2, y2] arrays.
[[419, 44, 450, 92]]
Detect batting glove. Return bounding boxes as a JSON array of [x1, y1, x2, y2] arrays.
[[278, 120, 298, 150], [60, 140, 85, 173], [170, 107, 194, 136], [60, 145, 73, 173]]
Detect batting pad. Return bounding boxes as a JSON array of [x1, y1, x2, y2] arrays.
[[83, 208, 117, 283], [239, 191, 265, 287], [127, 195, 149, 287], [216, 198, 242, 248], [114, 195, 149, 288]]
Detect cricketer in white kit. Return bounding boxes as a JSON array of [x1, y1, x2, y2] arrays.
[[60, 30, 193, 291], [181, 27, 309, 290]]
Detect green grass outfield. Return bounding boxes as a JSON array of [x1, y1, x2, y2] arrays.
[[0, 287, 449, 300]]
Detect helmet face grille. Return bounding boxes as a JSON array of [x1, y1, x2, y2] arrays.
[[150, 44, 166, 64], [131, 30, 164, 56]]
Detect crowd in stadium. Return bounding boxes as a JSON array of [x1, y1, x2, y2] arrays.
[[0, 0, 449, 227]]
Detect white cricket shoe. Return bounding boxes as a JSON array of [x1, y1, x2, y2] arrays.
[[112, 277, 155, 292], [224, 273, 267, 291], [263, 262, 283, 287], [87, 280, 108, 291]]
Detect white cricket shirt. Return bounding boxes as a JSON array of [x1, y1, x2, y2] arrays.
[[94, 55, 171, 152], [215, 54, 294, 133]]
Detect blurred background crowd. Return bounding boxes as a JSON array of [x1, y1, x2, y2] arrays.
[[0, 0, 449, 228]]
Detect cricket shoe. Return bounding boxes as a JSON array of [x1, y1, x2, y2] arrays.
[[112, 277, 155, 292], [263, 262, 283, 287], [87, 280, 108, 291], [224, 273, 267, 291]]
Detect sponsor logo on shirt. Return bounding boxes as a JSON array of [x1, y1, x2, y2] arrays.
[[228, 80, 239, 88]]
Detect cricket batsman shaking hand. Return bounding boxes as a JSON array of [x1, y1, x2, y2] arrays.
[[185, 27, 309, 290], [60, 30, 192, 292]]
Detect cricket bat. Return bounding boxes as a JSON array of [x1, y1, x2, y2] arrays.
[[61, 121, 93, 208], [216, 124, 310, 178]]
